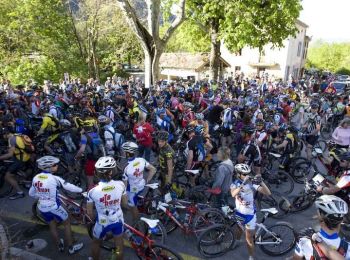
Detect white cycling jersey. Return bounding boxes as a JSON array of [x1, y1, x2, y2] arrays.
[[336, 171, 350, 189], [122, 157, 149, 193], [29, 172, 82, 212], [230, 180, 259, 215], [295, 229, 350, 259], [87, 180, 126, 225]]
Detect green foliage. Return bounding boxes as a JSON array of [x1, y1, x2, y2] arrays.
[[165, 20, 210, 53], [306, 41, 350, 74]]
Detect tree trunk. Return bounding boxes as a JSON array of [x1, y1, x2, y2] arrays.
[[144, 50, 152, 88], [209, 19, 221, 82], [143, 47, 162, 88]]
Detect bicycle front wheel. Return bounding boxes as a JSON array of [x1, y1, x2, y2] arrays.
[[279, 194, 313, 213], [133, 214, 167, 244], [145, 243, 183, 260], [259, 222, 296, 256], [192, 208, 226, 237], [197, 224, 236, 258], [266, 170, 294, 195]]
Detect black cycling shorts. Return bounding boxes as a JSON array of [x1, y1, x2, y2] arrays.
[[7, 157, 26, 175]]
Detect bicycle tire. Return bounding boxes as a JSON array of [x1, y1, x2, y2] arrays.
[[192, 208, 226, 237], [290, 161, 312, 184], [133, 214, 167, 244], [144, 242, 184, 260], [265, 170, 294, 195], [279, 194, 313, 213], [256, 193, 285, 220], [186, 185, 210, 204], [154, 210, 178, 234], [0, 175, 13, 198], [197, 224, 236, 258], [259, 222, 296, 256]]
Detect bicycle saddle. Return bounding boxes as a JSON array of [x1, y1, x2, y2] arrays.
[[269, 152, 281, 158], [185, 169, 200, 175], [140, 217, 159, 228], [260, 208, 278, 215], [145, 183, 159, 190]]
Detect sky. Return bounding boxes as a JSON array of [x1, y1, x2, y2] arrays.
[[299, 0, 350, 43]]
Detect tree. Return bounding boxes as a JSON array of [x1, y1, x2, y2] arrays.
[[117, 0, 186, 88], [306, 41, 350, 74], [189, 0, 302, 80]]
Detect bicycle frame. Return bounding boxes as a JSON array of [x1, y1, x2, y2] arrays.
[[255, 223, 282, 245], [58, 194, 92, 224]]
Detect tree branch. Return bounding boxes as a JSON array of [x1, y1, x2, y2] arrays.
[[162, 0, 186, 44], [116, 0, 152, 52]]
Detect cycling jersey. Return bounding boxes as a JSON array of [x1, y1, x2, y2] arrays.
[[122, 157, 149, 193], [159, 144, 175, 171], [306, 113, 321, 135], [29, 172, 82, 212], [294, 229, 350, 259], [223, 108, 233, 129], [9, 135, 32, 162], [240, 140, 261, 166], [230, 179, 259, 215], [184, 135, 206, 163], [105, 106, 115, 122], [40, 115, 59, 133], [87, 180, 126, 225]]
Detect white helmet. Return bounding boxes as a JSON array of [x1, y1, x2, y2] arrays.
[[37, 156, 60, 171], [95, 156, 116, 170], [59, 119, 71, 127], [315, 195, 348, 218], [97, 115, 109, 124], [234, 164, 251, 175], [122, 142, 138, 153]]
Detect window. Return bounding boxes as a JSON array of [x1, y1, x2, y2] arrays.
[[235, 66, 241, 71], [297, 42, 302, 57]]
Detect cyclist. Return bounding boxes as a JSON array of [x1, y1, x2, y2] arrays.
[[121, 142, 156, 221], [36, 113, 59, 137], [272, 124, 296, 171], [237, 125, 262, 176], [157, 131, 175, 192], [221, 100, 234, 147], [29, 156, 83, 254], [87, 156, 127, 260], [254, 119, 267, 148], [303, 103, 321, 160], [133, 115, 154, 162], [0, 126, 34, 199], [98, 115, 124, 157], [184, 125, 206, 171], [293, 195, 350, 260], [230, 163, 271, 260]]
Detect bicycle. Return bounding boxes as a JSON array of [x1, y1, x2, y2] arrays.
[[197, 207, 296, 257]]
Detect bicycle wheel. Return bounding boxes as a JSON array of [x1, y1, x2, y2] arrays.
[[0, 175, 13, 198], [186, 185, 210, 204], [259, 222, 296, 256], [192, 208, 226, 237], [266, 170, 294, 195], [154, 210, 177, 234], [197, 224, 236, 258], [133, 214, 167, 244], [279, 194, 313, 213], [321, 123, 332, 139], [145, 242, 183, 260], [256, 193, 285, 220], [290, 161, 312, 184]]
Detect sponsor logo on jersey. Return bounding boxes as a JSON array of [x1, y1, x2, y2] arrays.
[[38, 175, 48, 179], [102, 186, 115, 192], [133, 161, 140, 167]]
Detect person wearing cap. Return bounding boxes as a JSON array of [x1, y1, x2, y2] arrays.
[[157, 131, 175, 192], [293, 195, 350, 260]]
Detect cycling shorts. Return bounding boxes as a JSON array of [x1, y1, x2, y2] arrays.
[[6, 157, 26, 175], [93, 221, 124, 239], [39, 205, 68, 223], [235, 211, 257, 230], [126, 189, 144, 207]]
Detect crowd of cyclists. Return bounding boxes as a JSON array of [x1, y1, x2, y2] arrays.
[[0, 72, 349, 259]]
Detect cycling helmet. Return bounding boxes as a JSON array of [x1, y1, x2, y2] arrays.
[[59, 119, 71, 128], [255, 119, 265, 126], [157, 131, 169, 141], [241, 125, 256, 134], [234, 164, 251, 175], [183, 102, 193, 108], [97, 115, 109, 124], [311, 103, 320, 109], [185, 125, 196, 133], [274, 114, 281, 124], [37, 156, 60, 171], [195, 113, 204, 120], [315, 195, 348, 227], [122, 142, 138, 154], [195, 125, 204, 135], [95, 156, 116, 171]]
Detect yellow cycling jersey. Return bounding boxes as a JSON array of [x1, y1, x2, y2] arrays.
[[40, 116, 59, 132]]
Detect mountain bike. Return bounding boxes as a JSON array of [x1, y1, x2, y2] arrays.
[[197, 207, 296, 257]]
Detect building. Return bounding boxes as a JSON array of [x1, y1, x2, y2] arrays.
[[221, 19, 311, 81], [159, 52, 230, 81]]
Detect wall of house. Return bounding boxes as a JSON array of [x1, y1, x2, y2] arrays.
[[160, 68, 201, 81], [221, 21, 309, 81]]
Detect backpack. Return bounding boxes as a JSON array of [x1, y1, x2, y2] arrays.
[[85, 132, 105, 160], [14, 134, 35, 161], [105, 127, 125, 152], [312, 238, 348, 260], [60, 132, 78, 153]]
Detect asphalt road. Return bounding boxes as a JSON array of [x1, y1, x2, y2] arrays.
[[0, 150, 328, 260]]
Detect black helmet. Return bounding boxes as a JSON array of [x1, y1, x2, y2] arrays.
[[157, 131, 169, 141], [241, 125, 255, 134]]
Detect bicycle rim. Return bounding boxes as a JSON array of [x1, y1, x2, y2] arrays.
[[266, 171, 294, 195], [291, 162, 311, 184], [259, 224, 296, 256], [197, 224, 235, 258], [145, 243, 183, 260], [193, 208, 226, 237]]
